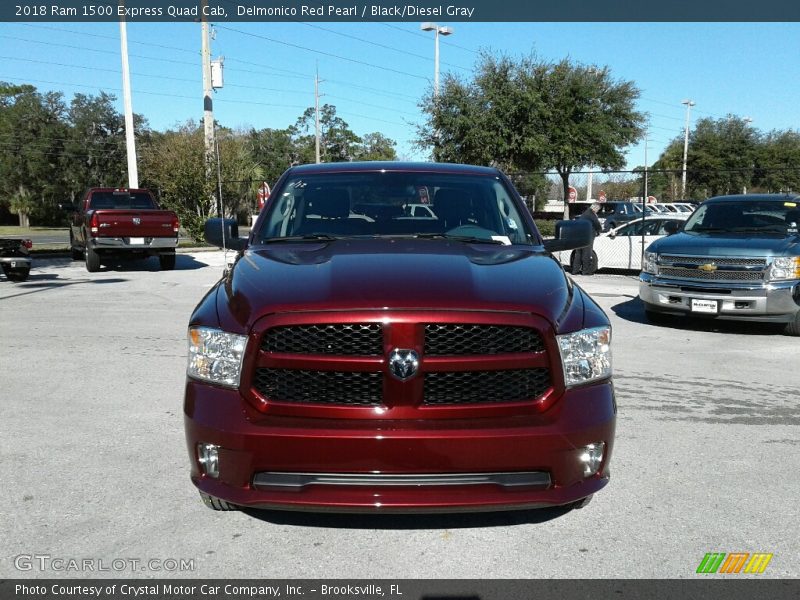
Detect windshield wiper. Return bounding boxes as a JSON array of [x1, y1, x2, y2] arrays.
[[691, 226, 730, 233], [260, 234, 341, 243], [413, 233, 506, 245], [728, 226, 787, 234]]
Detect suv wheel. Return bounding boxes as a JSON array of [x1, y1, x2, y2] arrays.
[[784, 312, 800, 336], [2, 265, 30, 282]]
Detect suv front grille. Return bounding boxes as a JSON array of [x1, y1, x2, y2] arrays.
[[424, 324, 545, 355], [254, 368, 383, 406], [424, 369, 551, 405], [660, 255, 766, 267], [659, 266, 763, 281], [262, 323, 383, 355]]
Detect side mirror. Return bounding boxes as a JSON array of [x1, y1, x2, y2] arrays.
[[543, 219, 592, 253], [204, 218, 247, 251], [663, 221, 680, 235]]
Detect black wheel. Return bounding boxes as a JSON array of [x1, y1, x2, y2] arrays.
[[159, 252, 176, 271], [69, 231, 82, 260], [85, 245, 100, 272], [2, 265, 30, 282], [200, 492, 239, 511], [784, 312, 800, 336]]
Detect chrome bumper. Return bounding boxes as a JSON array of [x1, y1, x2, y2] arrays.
[[639, 272, 800, 322], [90, 236, 178, 250]]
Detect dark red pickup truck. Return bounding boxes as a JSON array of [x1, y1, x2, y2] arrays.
[[185, 162, 615, 513], [65, 188, 180, 272]]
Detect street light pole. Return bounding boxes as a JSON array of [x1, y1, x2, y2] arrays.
[[420, 22, 453, 99], [743, 116, 753, 194], [681, 99, 695, 200], [118, 1, 138, 189]]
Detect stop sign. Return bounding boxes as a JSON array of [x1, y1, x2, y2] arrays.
[[598, 190, 607, 202], [257, 181, 271, 209], [567, 186, 578, 203]]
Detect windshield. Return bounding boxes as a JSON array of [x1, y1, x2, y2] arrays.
[[683, 199, 800, 234], [89, 191, 156, 210], [256, 171, 534, 245]]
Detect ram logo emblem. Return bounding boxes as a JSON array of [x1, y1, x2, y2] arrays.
[[388, 349, 419, 381]]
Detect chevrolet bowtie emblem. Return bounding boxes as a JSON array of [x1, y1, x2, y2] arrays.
[[698, 263, 717, 272]]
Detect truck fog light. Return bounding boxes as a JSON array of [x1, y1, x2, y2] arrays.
[[579, 442, 605, 477], [197, 443, 220, 478]]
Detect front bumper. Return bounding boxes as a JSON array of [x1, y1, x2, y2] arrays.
[[639, 272, 800, 323], [184, 380, 616, 512]]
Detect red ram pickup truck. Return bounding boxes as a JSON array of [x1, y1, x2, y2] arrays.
[[185, 162, 615, 513], [65, 188, 179, 272]]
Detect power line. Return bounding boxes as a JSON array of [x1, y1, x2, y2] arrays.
[[216, 25, 428, 81]]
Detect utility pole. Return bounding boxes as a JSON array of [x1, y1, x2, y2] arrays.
[[201, 2, 217, 214], [681, 99, 695, 200], [118, 1, 138, 188], [314, 66, 322, 164]]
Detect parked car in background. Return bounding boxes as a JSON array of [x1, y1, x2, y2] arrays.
[[0, 237, 32, 281], [63, 188, 180, 273], [554, 216, 685, 272], [185, 161, 615, 513], [597, 201, 654, 231], [640, 194, 800, 335], [404, 203, 437, 218]]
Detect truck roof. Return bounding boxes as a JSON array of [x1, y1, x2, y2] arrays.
[[285, 161, 502, 176], [704, 193, 800, 203]]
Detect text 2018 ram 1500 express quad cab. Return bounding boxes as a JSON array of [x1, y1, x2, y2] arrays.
[[183, 162, 616, 513], [640, 194, 800, 335]]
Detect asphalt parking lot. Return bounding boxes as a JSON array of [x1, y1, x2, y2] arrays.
[[1, 252, 798, 579]]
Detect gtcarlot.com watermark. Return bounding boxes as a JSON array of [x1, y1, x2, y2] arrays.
[[14, 554, 196, 573]]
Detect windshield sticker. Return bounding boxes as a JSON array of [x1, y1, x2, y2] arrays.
[[491, 236, 512, 245]]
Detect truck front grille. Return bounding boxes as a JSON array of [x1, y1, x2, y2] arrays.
[[253, 317, 553, 410], [262, 323, 383, 355], [424, 324, 545, 355], [658, 255, 766, 282], [424, 369, 551, 405], [659, 266, 763, 281], [253, 368, 383, 406]]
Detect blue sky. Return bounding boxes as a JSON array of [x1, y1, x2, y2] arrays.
[[1, 20, 798, 173]]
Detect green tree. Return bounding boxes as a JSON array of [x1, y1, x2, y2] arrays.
[[417, 54, 646, 217], [685, 115, 760, 197], [9, 185, 34, 227], [248, 127, 295, 185], [754, 130, 800, 193], [0, 82, 68, 224], [291, 104, 362, 163], [354, 132, 397, 161], [139, 122, 213, 241]]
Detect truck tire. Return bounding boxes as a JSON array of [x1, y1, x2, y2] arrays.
[[2, 265, 30, 282], [69, 232, 83, 260], [85, 245, 100, 272], [200, 492, 239, 511], [159, 252, 176, 271], [784, 312, 800, 336]]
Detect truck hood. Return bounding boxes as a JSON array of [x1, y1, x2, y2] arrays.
[[216, 239, 573, 331], [648, 231, 800, 257]]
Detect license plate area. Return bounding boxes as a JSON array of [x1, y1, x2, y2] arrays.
[[691, 298, 719, 314], [129, 237, 145, 245]]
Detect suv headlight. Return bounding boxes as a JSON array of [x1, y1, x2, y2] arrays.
[[642, 251, 658, 274], [187, 327, 247, 387], [767, 257, 800, 281], [557, 326, 612, 388]]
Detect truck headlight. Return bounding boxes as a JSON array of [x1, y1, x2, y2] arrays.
[[767, 257, 800, 281], [187, 327, 247, 387], [642, 251, 658, 274], [557, 326, 612, 387]]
